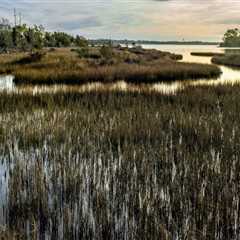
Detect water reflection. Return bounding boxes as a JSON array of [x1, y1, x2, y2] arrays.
[[0, 75, 14, 91], [148, 45, 240, 92]]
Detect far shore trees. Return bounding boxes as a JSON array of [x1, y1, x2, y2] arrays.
[[0, 18, 88, 52], [221, 28, 240, 47], [0, 29, 13, 51]]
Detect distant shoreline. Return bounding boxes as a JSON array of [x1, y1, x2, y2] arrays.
[[89, 39, 220, 46]]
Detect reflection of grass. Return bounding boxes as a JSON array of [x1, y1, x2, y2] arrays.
[[0, 48, 221, 85], [212, 54, 240, 67], [1, 85, 240, 239], [191, 52, 224, 57]]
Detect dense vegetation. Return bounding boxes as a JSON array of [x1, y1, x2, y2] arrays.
[[0, 19, 88, 53], [1, 84, 240, 239], [212, 54, 240, 67], [220, 28, 240, 47]]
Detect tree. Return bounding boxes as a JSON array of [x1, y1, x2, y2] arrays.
[[24, 25, 44, 50], [75, 35, 88, 47], [52, 32, 73, 47], [0, 30, 13, 52], [44, 32, 56, 47], [12, 24, 28, 50], [0, 18, 89, 52], [222, 28, 240, 47]]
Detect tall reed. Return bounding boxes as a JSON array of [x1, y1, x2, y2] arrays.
[[0, 85, 240, 239]]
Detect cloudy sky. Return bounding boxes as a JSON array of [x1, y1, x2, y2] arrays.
[[0, 0, 240, 41]]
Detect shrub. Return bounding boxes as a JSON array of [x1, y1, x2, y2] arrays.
[[100, 45, 114, 59], [212, 54, 240, 67], [76, 47, 90, 58], [14, 51, 47, 64]]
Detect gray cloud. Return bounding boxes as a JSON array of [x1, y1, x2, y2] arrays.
[[0, 0, 239, 40], [58, 17, 102, 31]]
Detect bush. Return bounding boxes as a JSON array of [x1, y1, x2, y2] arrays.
[[212, 54, 240, 67], [49, 48, 56, 52], [129, 46, 145, 55], [100, 45, 114, 59], [76, 47, 90, 58], [14, 51, 47, 64]]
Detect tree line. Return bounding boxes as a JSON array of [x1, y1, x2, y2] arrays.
[[221, 28, 240, 47], [0, 19, 88, 52]]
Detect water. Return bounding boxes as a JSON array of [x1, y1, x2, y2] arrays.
[[1, 47, 240, 238], [0, 75, 14, 91], [143, 44, 240, 93], [1, 45, 240, 94]]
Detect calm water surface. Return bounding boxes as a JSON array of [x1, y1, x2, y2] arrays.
[[1, 45, 240, 94], [144, 45, 240, 93]]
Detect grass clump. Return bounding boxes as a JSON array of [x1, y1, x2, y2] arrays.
[[99, 45, 114, 59], [212, 54, 240, 67], [13, 62, 221, 85], [14, 51, 47, 64], [0, 47, 222, 85], [75, 47, 102, 59]]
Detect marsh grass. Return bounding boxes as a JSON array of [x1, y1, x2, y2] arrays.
[[13, 62, 221, 85], [0, 228, 23, 240], [212, 54, 240, 67], [13, 51, 47, 65], [0, 48, 221, 85], [1, 85, 240, 239]]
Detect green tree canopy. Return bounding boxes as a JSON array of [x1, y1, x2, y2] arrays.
[[0, 30, 13, 52], [221, 28, 240, 47], [0, 18, 89, 52], [75, 35, 88, 47]]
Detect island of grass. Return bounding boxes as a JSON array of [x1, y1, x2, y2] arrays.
[[0, 46, 221, 85], [212, 54, 240, 67]]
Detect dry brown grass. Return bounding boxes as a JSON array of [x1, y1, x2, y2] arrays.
[[1, 85, 240, 239], [0, 47, 221, 85], [13, 62, 221, 85]]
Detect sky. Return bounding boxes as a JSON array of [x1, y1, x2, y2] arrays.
[[0, 0, 240, 41]]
